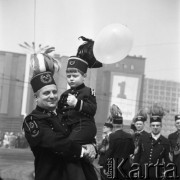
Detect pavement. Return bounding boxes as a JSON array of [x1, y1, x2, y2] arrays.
[[0, 148, 101, 180], [0, 148, 34, 180]]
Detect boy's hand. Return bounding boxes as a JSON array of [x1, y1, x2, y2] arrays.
[[67, 94, 77, 107]]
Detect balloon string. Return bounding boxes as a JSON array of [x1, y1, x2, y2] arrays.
[[33, 0, 36, 54]]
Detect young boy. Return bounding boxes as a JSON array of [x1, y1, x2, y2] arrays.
[[58, 36, 103, 145]]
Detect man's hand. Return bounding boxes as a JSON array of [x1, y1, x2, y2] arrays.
[[83, 144, 97, 163], [67, 94, 77, 107]]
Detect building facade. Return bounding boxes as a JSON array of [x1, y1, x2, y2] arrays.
[[0, 51, 147, 135], [95, 55, 146, 139], [0, 51, 26, 132], [142, 78, 180, 136]]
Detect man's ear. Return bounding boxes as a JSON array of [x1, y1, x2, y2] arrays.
[[83, 73, 87, 78], [34, 93, 37, 99]]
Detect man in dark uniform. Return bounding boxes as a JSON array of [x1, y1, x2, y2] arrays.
[[134, 112, 171, 180], [103, 105, 135, 180], [23, 71, 96, 180], [98, 122, 113, 180], [133, 109, 149, 155], [168, 114, 180, 179]]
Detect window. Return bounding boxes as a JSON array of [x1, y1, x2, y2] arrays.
[[122, 64, 127, 69], [130, 65, 134, 70]]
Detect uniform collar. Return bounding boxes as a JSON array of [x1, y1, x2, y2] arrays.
[[151, 133, 161, 140], [36, 106, 49, 113], [36, 106, 57, 115], [136, 130, 144, 134], [71, 83, 85, 91]]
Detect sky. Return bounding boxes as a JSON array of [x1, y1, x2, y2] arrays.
[[0, 0, 180, 82]]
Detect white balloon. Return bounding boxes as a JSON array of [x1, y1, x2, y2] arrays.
[[93, 23, 133, 64]]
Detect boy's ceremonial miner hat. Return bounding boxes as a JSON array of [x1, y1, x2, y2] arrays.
[[67, 36, 103, 74]]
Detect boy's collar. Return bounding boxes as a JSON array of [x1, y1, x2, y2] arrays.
[[71, 83, 85, 90]]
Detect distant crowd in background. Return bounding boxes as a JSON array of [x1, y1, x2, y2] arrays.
[[0, 131, 29, 149]]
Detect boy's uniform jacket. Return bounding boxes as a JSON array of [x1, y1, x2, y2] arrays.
[[58, 83, 97, 125]]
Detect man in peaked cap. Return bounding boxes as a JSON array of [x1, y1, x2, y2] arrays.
[[168, 114, 180, 179], [23, 70, 97, 180], [132, 112, 149, 160], [98, 122, 113, 180], [134, 111, 171, 179], [134, 115, 148, 135], [103, 104, 135, 180]]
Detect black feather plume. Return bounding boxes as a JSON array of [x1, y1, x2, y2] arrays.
[[76, 36, 103, 68]]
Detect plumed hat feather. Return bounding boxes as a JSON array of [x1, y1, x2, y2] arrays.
[[107, 104, 123, 124], [19, 42, 61, 76], [148, 103, 169, 123], [132, 108, 149, 123], [148, 103, 167, 117], [110, 104, 122, 118], [76, 36, 103, 69]]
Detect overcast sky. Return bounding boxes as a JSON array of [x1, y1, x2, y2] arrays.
[[0, 0, 179, 82]]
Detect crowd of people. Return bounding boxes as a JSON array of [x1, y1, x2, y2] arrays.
[[0, 131, 28, 149], [1, 36, 179, 180], [97, 104, 180, 180], [21, 37, 101, 180]]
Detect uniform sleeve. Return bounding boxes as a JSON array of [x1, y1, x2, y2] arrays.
[[103, 134, 114, 160], [23, 116, 82, 158], [74, 88, 97, 117], [133, 138, 142, 163], [129, 138, 135, 155], [164, 141, 171, 164]]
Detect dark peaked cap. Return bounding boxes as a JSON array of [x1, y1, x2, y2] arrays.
[[31, 71, 56, 93], [175, 114, 180, 121], [134, 115, 146, 123]]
